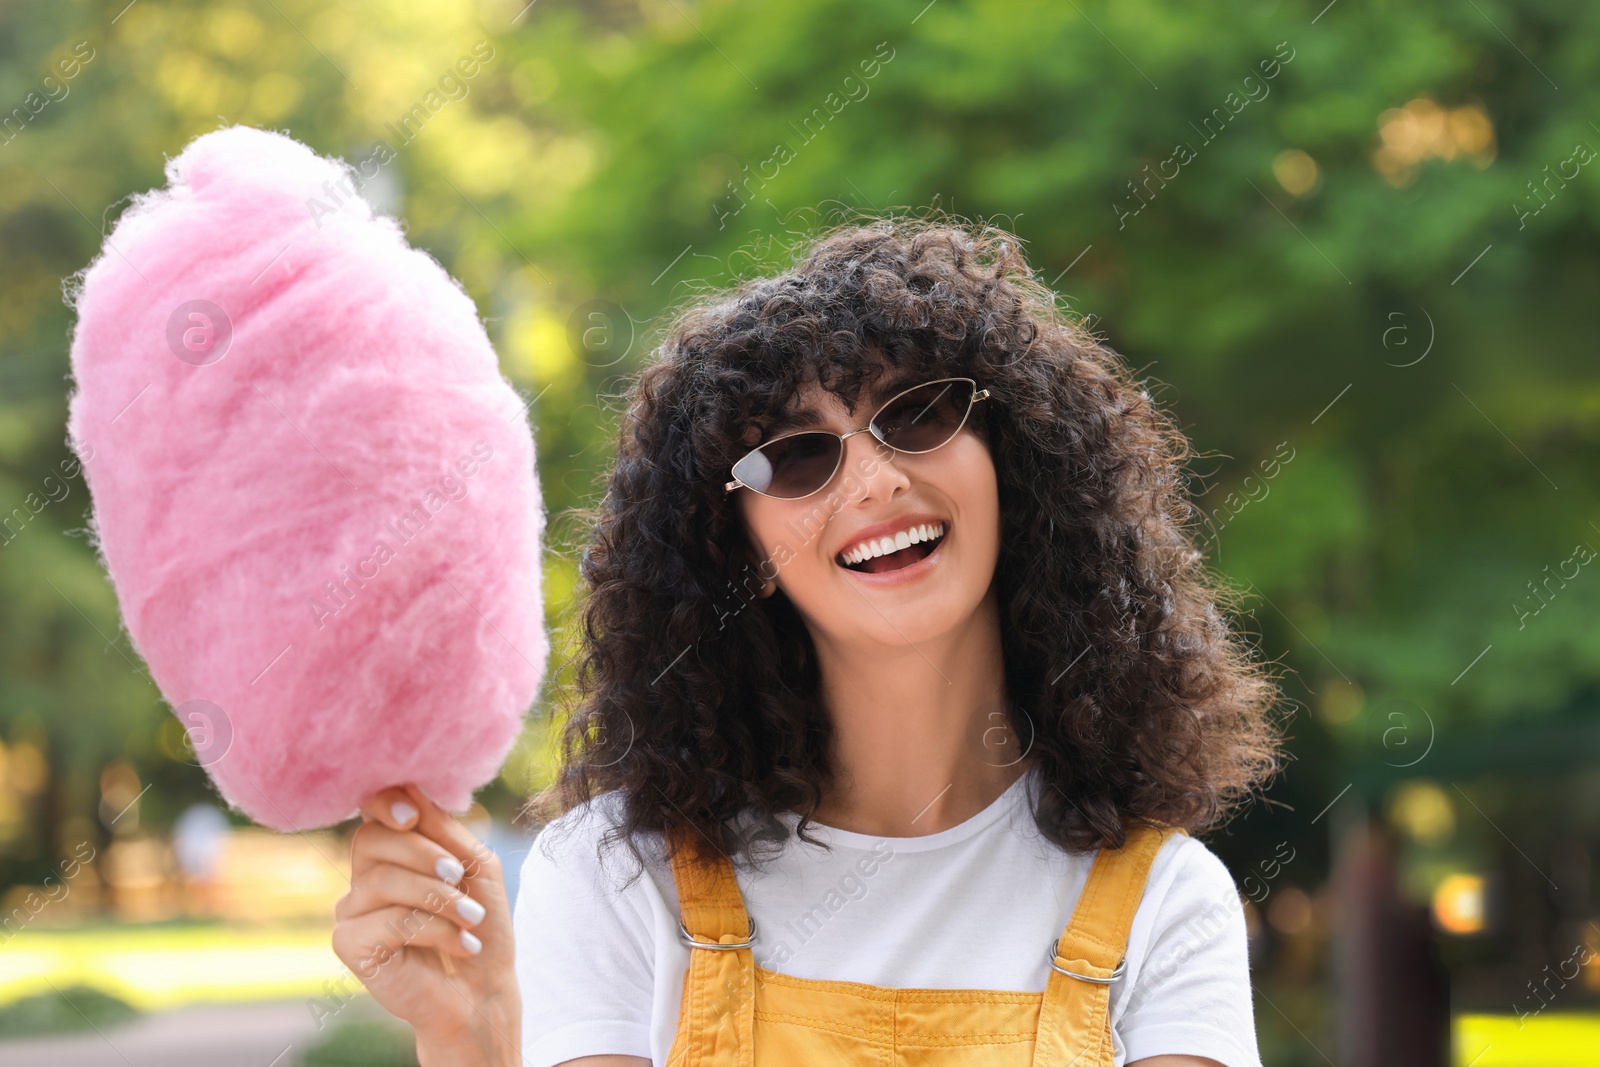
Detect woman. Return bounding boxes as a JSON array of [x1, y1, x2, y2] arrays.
[[333, 219, 1286, 1067]]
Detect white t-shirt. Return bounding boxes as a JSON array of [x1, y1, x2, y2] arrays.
[[513, 764, 1264, 1067]]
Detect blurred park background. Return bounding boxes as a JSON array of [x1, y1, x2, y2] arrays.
[[1, 0, 1597, 1063]]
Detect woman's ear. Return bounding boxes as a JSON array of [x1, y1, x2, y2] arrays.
[[743, 544, 778, 598], [733, 521, 778, 599]]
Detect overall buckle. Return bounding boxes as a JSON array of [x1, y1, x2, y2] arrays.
[[679, 917, 758, 951], [1046, 935, 1125, 983]]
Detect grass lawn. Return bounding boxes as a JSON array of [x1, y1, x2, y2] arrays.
[[0, 920, 347, 1011]]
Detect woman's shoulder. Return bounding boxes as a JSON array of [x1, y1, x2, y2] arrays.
[[530, 788, 627, 849], [523, 788, 673, 894], [513, 792, 662, 1058], [1116, 831, 1259, 1064], [1153, 824, 1232, 870], [1126, 828, 1250, 966], [1141, 827, 1242, 904]]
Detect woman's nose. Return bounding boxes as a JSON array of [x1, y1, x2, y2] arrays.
[[841, 431, 909, 499]]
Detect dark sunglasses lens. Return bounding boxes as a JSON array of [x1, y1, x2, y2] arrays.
[[735, 432, 842, 498], [873, 380, 975, 452]]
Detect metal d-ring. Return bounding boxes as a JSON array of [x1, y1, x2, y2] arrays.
[[678, 917, 758, 951], [1046, 937, 1125, 984]]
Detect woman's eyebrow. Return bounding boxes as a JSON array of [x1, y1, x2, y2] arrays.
[[764, 406, 825, 436], [762, 376, 919, 437], [872, 374, 921, 402]]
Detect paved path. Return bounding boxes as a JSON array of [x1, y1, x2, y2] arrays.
[[0, 997, 377, 1067]]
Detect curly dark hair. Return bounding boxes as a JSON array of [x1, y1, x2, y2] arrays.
[[526, 215, 1287, 886]]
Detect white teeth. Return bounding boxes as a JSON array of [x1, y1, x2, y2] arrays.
[[839, 521, 947, 565]]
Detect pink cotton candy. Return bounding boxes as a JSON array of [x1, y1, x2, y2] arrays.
[[63, 125, 548, 832]]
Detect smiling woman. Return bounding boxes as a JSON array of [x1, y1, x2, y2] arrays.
[[478, 216, 1288, 1067], [320, 216, 1286, 1067]]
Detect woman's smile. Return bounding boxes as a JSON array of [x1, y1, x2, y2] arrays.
[[835, 516, 948, 575], [836, 525, 949, 588]]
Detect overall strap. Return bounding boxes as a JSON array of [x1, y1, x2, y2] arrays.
[[1032, 822, 1186, 1067], [664, 824, 757, 1067]]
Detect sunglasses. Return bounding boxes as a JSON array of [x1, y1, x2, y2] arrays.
[[724, 377, 991, 500]]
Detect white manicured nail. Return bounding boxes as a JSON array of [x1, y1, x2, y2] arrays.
[[456, 895, 486, 924], [391, 800, 418, 825], [436, 855, 465, 885], [460, 929, 483, 955]]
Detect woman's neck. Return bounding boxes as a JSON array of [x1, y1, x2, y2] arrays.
[[804, 584, 1034, 837]]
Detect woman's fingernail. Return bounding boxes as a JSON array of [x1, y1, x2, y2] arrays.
[[456, 895, 486, 925], [436, 855, 465, 885], [391, 800, 418, 825], [460, 929, 483, 955]]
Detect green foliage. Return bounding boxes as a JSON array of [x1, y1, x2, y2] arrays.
[[0, 984, 139, 1038], [301, 1014, 420, 1067]]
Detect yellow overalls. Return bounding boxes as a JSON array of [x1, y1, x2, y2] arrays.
[[664, 821, 1185, 1067]]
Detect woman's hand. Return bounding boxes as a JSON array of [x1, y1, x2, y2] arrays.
[[332, 783, 522, 1065]]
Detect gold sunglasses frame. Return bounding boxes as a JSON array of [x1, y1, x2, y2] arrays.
[[724, 376, 991, 500]]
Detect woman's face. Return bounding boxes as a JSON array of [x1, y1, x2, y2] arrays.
[[734, 375, 1003, 653]]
